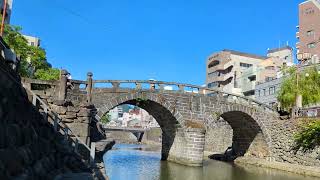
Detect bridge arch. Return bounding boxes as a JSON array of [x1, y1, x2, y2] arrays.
[[94, 92, 184, 160], [205, 102, 274, 160]]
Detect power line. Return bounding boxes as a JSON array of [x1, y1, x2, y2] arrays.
[[31, 0, 112, 32]]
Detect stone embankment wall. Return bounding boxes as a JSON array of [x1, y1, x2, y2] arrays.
[[0, 61, 90, 179], [270, 119, 320, 167]]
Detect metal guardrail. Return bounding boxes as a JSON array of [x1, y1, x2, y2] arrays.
[[69, 79, 275, 112], [295, 107, 320, 118], [24, 86, 96, 166]]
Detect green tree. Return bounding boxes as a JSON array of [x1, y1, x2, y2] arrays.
[[101, 113, 111, 124], [2, 21, 59, 80], [277, 66, 320, 109]]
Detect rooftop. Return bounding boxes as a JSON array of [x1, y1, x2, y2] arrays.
[[222, 49, 268, 60], [267, 46, 293, 54]]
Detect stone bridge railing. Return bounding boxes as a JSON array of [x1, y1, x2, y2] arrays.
[[24, 87, 97, 166], [68, 78, 276, 113]]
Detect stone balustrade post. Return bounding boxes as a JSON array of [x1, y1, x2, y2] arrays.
[[150, 83, 155, 91], [57, 69, 68, 103], [111, 82, 120, 90], [86, 72, 93, 104], [178, 85, 185, 93], [135, 83, 141, 90]]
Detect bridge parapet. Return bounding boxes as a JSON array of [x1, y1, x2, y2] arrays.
[[68, 79, 276, 113]]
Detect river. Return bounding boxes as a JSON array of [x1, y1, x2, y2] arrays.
[[103, 143, 319, 180]]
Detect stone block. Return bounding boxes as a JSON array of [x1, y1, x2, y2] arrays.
[[67, 106, 80, 113], [51, 105, 67, 115], [77, 109, 91, 117], [75, 117, 90, 123], [67, 123, 90, 137], [65, 112, 77, 119]]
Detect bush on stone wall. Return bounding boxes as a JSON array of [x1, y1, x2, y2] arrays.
[[294, 119, 320, 151]]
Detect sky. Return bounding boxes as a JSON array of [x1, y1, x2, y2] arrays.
[[11, 0, 304, 85]]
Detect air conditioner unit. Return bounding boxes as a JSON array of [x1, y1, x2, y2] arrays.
[[4, 48, 17, 63]]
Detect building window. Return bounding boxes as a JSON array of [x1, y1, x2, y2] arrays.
[[269, 86, 275, 95], [308, 43, 316, 49], [305, 8, 315, 14], [263, 89, 266, 96], [257, 90, 260, 97], [31, 42, 35, 46], [307, 30, 315, 37], [240, 63, 252, 68], [208, 82, 219, 88]]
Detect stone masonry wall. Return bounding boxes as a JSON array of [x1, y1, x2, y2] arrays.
[[204, 119, 232, 153], [168, 128, 206, 166], [0, 61, 90, 179], [270, 119, 320, 166]]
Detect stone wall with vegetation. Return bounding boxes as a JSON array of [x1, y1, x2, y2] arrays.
[[0, 61, 90, 179], [270, 119, 320, 167]]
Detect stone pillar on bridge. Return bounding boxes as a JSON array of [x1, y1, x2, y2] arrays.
[[57, 69, 68, 104], [167, 128, 206, 166], [86, 72, 93, 104]]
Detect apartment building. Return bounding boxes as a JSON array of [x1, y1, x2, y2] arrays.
[[23, 35, 41, 47], [239, 57, 283, 98], [296, 0, 320, 63], [0, 0, 13, 24], [267, 46, 294, 65], [206, 49, 267, 95]]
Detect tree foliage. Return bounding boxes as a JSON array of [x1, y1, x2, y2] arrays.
[[294, 119, 320, 151], [34, 68, 60, 81], [277, 66, 320, 109], [2, 21, 59, 80], [101, 113, 111, 124]]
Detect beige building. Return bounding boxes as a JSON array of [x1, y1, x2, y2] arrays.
[[296, 0, 320, 63], [23, 35, 41, 47], [207, 47, 293, 98], [206, 49, 267, 95], [267, 46, 294, 65], [239, 57, 283, 98]]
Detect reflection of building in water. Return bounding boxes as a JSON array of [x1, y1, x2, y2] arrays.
[[106, 106, 159, 128]]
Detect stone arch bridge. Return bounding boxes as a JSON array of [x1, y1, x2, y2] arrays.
[[23, 72, 281, 167]]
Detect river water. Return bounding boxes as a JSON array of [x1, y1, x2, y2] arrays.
[[103, 143, 318, 180]]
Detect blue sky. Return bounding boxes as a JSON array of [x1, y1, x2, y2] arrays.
[[11, 0, 303, 85]]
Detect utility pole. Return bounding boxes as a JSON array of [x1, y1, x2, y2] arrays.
[[0, 0, 7, 36]]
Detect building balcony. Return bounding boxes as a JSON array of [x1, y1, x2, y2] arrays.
[[296, 32, 300, 39], [241, 81, 256, 93], [208, 73, 233, 83], [296, 42, 300, 49]]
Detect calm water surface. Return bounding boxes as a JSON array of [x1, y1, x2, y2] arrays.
[[103, 143, 319, 180]]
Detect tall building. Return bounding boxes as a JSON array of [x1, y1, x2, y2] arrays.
[[296, 0, 320, 63], [239, 57, 283, 98], [0, 0, 13, 24], [23, 35, 41, 47], [267, 46, 294, 65], [206, 49, 267, 95]]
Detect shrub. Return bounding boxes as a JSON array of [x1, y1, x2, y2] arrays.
[[294, 119, 320, 151]]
